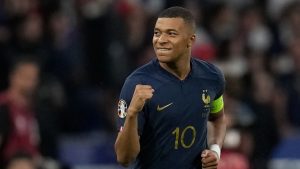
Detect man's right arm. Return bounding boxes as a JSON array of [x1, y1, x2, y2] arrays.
[[114, 108, 140, 167], [114, 85, 154, 167]]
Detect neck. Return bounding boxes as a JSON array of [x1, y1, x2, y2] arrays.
[[159, 57, 191, 80]]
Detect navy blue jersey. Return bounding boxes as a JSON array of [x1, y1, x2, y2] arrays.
[[117, 58, 225, 169]]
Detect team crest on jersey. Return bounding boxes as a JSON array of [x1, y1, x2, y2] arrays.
[[202, 90, 211, 108], [118, 99, 127, 118], [202, 90, 211, 117]]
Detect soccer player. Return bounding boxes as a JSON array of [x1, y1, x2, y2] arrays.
[[114, 6, 227, 169]]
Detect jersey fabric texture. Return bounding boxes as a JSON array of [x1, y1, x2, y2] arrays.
[[117, 58, 225, 169]]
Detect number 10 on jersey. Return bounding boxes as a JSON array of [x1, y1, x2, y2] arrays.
[[172, 125, 196, 149]]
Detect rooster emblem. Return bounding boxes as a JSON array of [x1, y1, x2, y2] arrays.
[[202, 90, 210, 105]]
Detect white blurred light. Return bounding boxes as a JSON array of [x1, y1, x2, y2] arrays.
[[223, 129, 241, 149]]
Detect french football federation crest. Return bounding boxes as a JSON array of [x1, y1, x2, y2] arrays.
[[202, 90, 211, 107], [118, 99, 127, 118]]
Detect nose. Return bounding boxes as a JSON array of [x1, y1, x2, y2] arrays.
[[157, 34, 168, 43]]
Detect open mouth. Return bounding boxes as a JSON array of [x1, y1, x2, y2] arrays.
[[156, 48, 171, 51]]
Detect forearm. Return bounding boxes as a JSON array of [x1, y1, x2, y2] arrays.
[[209, 111, 227, 148], [115, 110, 140, 166]]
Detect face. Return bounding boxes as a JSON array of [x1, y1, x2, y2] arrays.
[[153, 17, 195, 63], [10, 63, 39, 96]]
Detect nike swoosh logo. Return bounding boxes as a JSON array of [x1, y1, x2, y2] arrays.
[[157, 103, 173, 111]]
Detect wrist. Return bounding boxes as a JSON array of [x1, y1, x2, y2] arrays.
[[127, 107, 139, 117], [209, 144, 221, 160]]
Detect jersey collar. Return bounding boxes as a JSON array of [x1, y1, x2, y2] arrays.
[[153, 58, 195, 82]]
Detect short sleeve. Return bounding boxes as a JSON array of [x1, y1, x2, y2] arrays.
[[214, 66, 225, 99], [210, 65, 225, 114], [116, 77, 146, 136]]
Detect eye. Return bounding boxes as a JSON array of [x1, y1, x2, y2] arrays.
[[168, 31, 178, 36], [154, 30, 161, 37]]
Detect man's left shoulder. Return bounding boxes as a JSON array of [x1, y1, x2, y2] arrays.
[[192, 58, 224, 77]]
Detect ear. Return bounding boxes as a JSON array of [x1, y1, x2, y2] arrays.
[[187, 34, 196, 48]]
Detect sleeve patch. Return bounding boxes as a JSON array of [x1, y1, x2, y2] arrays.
[[118, 99, 128, 118]]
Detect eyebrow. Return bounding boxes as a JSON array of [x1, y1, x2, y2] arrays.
[[154, 28, 178, 32]]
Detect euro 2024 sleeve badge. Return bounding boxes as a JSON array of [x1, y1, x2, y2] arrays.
[[118, 99, 127, 118]]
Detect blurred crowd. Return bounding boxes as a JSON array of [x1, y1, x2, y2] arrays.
[[0, 0, 300, 169]]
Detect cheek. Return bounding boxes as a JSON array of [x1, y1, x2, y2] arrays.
[[174, 41, 187, 51], [152, 37, 157, 45]]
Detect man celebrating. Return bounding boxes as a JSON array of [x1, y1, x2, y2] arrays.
[[115, 6, 227, 169]]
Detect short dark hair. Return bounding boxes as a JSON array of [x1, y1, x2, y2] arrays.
[[158, 6, 196, 32]]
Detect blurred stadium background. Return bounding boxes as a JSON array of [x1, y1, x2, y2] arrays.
[[0, 0, 300, 169]]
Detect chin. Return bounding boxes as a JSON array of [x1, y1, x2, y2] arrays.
[[156, 54, 173, 63]]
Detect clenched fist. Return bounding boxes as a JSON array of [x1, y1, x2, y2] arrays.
[[201, 149, 219, 169], [128, 85, 154, 116]]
